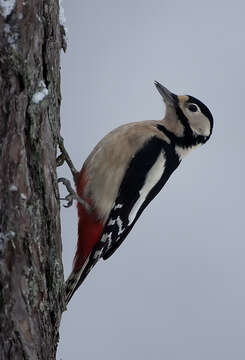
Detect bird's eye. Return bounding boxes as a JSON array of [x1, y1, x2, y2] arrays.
[[188, 103, 198, 112]]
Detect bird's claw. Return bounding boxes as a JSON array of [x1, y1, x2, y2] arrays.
[[58, 177, 91, 212], [57, 137, 79, 181], [59, 194, 74, 208], [56, 153, 66, 167], [58, 177, 77, 208]]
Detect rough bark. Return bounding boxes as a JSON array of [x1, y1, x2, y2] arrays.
[[0, 1, 65, 359]]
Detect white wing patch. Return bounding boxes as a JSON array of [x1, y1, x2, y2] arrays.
[[108, 216, 125, 235], [116, 216, 124, 235], [100, 232, 113, 247], [128, 151, 166, 225], [93, 249, 103, 259], [114, 203, 123, 209]]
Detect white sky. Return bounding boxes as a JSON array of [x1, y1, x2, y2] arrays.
[[57, 1, 245, 359]]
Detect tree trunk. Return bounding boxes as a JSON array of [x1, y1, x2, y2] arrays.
[[0, 1, 65, 359]]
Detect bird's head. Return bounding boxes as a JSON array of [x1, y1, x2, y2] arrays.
[[154, 81, 214, 147]]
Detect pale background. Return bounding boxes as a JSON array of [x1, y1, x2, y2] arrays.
[[57, 1, 245, 359]]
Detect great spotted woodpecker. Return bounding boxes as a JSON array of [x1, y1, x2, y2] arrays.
[[59, 81, 214, 305]]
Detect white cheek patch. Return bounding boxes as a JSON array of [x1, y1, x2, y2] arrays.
[[181, 103, 211, 137], [199, 122, 210, 137], [192, 121, 210, 137], [189, 115, 211, 137], [128, 151, 166, 225]]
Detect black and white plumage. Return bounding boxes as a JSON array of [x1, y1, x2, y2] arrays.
[[64, 81, 214, 304]]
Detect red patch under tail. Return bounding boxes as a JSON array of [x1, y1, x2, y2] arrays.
[[73, 167, 104, 272]]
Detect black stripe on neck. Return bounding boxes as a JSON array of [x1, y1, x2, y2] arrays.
[[157, 103, 209, 148]]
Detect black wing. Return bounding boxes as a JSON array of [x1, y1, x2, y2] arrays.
[[100, 136, 180, 260], [71, 136, 180, 293]]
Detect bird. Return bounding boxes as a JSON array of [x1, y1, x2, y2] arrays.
[[59, 81, 214, 305]]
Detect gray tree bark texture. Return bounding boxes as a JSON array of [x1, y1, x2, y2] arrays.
[[0, 1, 66, 359]]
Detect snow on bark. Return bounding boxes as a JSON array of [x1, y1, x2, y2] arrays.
[[32, 80, 49, 104], [0, 0, 16, 18], [59, 0, 67, 51]]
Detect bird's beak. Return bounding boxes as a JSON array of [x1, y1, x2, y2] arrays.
[[154, 81, 178, 106]]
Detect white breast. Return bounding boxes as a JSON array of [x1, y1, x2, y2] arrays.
[[128, 151, 166, 225]]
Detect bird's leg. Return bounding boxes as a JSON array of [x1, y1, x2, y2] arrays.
[[56, 136, 79, 182], [58, 177, 91, 212], [57, 137, 92, 212]]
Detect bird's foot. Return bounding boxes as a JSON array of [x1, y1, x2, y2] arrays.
[[57, 136, 79, 182], [58, 177, 91, 212], [56, 152, 66, 167]]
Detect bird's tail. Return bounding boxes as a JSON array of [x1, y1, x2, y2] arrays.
[[64, 257, 90, 305]]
